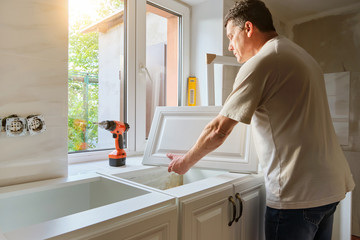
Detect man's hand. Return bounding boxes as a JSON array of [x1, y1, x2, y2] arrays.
[[167, 153, 190, 175]]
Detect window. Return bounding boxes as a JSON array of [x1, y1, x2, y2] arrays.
[[68, 0, 126, 154], [68, 0, 189, 162], [145, 2, 181, 137], [133, 0, 190, 152]]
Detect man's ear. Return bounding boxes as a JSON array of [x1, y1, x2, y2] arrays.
[[244, 21, 254, 37]]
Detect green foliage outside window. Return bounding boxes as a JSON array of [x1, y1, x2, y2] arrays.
[[68, 73, 99, 152], [68, 0, 124, 152]]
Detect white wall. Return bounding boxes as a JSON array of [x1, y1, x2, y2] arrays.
[[190, 0, 224, 106], [0, 0, 68, 187]]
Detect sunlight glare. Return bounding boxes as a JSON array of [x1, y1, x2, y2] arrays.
[[69, 0, 99, 23]]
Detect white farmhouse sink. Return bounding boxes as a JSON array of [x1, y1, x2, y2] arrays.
[[100, 166, 244, 199], [0, 173, 174, 240], [111, 167, 227, 190]]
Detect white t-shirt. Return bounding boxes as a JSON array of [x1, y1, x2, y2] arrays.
[[220, 36, 355, 209]]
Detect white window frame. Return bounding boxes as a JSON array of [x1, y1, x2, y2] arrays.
[[68, 0, 190, 163], [134, 0, 190, 152]]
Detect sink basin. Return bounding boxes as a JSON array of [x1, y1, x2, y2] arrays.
[[112, 167, 226, 190], [0, 173, 174, 239]]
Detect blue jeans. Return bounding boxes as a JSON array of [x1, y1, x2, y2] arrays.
[[265, 202, 339, 240]]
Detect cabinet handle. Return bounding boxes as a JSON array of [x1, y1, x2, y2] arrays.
[[228, 196, 236, 226], [235, 193, 243, 222]]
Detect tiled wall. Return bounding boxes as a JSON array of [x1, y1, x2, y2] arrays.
[[0, 0, 68, 187]]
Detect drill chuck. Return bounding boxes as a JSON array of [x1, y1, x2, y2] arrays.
[[98, 121, 130, 132], [98, 121, 116, 131]]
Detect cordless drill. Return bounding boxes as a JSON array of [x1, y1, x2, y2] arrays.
[[98, 121, 130, 167]]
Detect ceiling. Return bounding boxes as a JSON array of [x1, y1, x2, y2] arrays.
[[179, 0, 360, 22]]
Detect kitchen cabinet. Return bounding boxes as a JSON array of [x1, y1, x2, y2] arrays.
[[179, 174, 264, 240], [180, 184, 233, 240], [100, 167, 265, 240], [104, 169, 264, 240], [233, 174, 265, 240], [87, 204, 177, 240]]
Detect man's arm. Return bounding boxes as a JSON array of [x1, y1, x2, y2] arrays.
[[167, 114, 238, 174]]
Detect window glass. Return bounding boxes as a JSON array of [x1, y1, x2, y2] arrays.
[[68, 0, 126, 152], [145, 2, 180, 137]]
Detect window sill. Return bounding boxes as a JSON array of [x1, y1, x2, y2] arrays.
[[68, 154, 154, 176], [68, 150, 144, 164]]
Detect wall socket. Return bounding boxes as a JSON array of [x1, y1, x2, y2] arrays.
[[6, 117, 27, 137], [1, 114, 46, 137], [27, 115, 46, 135]]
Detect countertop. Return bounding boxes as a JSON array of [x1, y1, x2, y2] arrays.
[[68, 156, 153, 176]]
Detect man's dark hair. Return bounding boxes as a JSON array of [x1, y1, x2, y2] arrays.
[[224, 0, 276, 32]]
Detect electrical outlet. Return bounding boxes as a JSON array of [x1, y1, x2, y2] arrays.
[[6, 117, 27, 137], [27, 115, 46, 135]]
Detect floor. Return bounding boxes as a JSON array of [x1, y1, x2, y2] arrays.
[[353, 236, 360, 240]]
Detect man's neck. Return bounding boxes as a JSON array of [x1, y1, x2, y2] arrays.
[[254, 31, 278, 54], [263, 31, 278, 42]]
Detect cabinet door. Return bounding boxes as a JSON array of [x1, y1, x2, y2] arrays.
[[87, 205, 177, 240], [180, 184, 234, 240], [233, 176, 265, 240], [143, 106, 258, 173]]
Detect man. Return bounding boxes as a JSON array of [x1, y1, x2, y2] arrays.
[[167, 0, 355, 239]]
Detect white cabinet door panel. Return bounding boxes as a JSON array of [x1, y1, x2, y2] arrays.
[[180, 184, 233, 240], [233, 175, 265, 240], [236, 189, 261, 240], [88, 206, 177, 240], [143, 106, 258, 173]]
